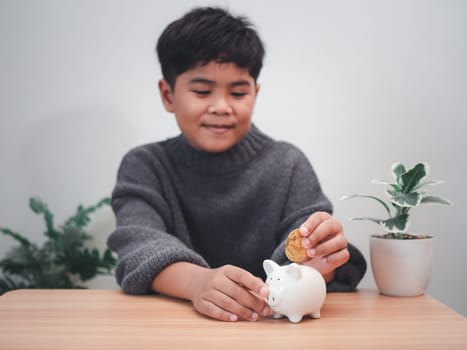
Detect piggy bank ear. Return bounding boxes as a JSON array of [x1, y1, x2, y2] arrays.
[[263, 259, 279, 276], [285, 263, 302, 280]]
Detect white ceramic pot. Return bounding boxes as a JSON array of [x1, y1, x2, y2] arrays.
[[370, 235, 434, 297]]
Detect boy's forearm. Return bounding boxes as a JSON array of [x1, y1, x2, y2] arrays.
[[151, 261, 206, 301]]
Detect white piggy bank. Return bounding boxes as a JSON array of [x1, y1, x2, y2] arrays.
[[263, 259, 326, 323]]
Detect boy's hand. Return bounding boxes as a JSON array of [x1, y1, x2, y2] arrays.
[[299, 212, 349, 281], [190, 265, 270, 322]]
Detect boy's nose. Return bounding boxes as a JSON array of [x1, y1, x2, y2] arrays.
[[208, 97, 232, 115]]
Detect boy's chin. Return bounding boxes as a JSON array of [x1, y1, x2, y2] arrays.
[[186, 126, 250, 153], [196, 140, 236, 153], [187, 130, 242, 153]]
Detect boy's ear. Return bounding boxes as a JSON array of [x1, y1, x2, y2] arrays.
[[255, 83, 260, 96], [158, 79, 175, 112]]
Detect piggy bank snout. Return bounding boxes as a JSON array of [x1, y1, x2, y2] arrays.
[[266, 288, 280, 306]]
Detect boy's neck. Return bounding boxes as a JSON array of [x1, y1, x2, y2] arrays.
[[163, 124, 273, 175]]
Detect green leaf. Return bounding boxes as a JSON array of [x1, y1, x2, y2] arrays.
[[0, 227, 34, 248], [102, 249, 116, 269], [389, 192, 422, 207], [29, 197, 60, 240], [371, 180, 393, 185], [420, 196, 453, 206], [381, 214, 409, 233], [65, 197, 110, 229], [412, 180, 444, 191], [0, 275, 32, 295], [29, 197, 47, 214], [349, 217, 383, 225], [372, 179, 392, 185], [0, 246, 43, 278], [372, 180, 400, 192], [391, 163, 406, 187], [400, 163, 427, 193], [341, 194, 391, 216]]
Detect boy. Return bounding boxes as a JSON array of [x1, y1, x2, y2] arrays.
[[108, 7, 366, 322]]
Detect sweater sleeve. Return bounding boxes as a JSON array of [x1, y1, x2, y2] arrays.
[[325, 243, 367, 292], [269, 145, 367, 291], [107, 148, 208, 294]]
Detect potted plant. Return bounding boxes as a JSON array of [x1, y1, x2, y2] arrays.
[[0, 197, 116, 294], [341, 162, 452, 297]]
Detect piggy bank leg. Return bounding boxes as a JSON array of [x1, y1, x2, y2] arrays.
[[309, 311, 321, 319], [272, 312, 283, 319], [287, 314, 303, 323]]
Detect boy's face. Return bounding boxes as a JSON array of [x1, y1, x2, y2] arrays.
[[159, 61, 259, 153]]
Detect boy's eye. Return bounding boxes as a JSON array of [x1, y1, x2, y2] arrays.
[[231, 92, 247, 97], [192, 90, 210, 95]]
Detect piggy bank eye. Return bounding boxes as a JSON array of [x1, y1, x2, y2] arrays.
[[277, 278, 280, 281]]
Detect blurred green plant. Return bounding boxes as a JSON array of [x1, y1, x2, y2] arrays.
[[0, 197, 116, 294]]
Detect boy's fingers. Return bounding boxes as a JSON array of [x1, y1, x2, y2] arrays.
[[222, 278, 270, 317], [224, 265, 269, 297], [299, 211, 331, 236], [302, 217, 343, 248], [307, 233, 347, 257], [207, 265, 269, 319], [214, 290, 260, 321], [323, 247, 350, 266], [196, 298, 239, 322], [199, 285, 263, 322]]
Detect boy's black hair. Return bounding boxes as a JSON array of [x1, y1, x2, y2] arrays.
[[156, 7, 265, 89]]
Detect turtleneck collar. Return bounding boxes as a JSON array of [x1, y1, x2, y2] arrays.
[[161, 124, 274, 175]]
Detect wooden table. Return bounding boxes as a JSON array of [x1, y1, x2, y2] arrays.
[[0, 289, 466, 349]]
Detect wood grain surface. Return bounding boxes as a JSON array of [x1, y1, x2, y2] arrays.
[[0, 289, 466, 349]]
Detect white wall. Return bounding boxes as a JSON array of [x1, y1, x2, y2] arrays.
[[1, 0, 466, 314]]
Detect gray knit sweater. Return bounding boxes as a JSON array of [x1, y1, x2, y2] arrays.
[[107, 125, 366, 294]]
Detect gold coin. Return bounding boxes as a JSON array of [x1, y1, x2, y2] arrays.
[[285, 229, 307, 263]]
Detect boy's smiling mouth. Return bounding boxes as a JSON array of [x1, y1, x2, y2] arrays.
[[202, 123, 235, 134]]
